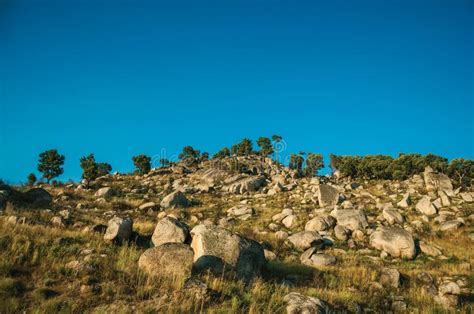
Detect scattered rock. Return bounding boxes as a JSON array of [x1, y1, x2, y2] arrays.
[[330, 209, 368, 231], [419, 241, 442, 257], [415, 196, 437, 216], [103, 217, 133, 242], [317, 184, 340, 207], [300, 247, 336, 268], [151, 217, 190, 247], [379, 267, 401, 288], [334, 225, 351, 241], [286, 231, 323, 251], [190, 224, 265, 281], [160, 191, 190, 209], [305, 215, 336, 232], [283, 292, 333, 314], [22, 188, 52, 207], [370, 226, 416, 259], [139, 202, 157, 211], [382, 208, 404, 225], [94, 187, 117, 198]]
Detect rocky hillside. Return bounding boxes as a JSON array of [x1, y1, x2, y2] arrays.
[[0, 157, 473, 313]]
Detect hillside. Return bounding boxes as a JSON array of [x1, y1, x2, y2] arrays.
[[0, 156, 473, 313]]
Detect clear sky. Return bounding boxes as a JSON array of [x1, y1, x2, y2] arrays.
[[1, 0, 473, 183]]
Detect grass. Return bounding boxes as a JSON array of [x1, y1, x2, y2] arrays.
[[0, 176, 473, 313]]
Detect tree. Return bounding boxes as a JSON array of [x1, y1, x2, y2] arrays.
[[257, 137, 274, 156], [329, 154, 341, 172], [179, 146, 201, 161], [231, 138, 253, 156], [212, 147, 231, 159], [27, 173, 37, 186], [448, 158, 474, 187], [305, 153, 324, 177], [97, 162, 112, 177], [289, 154, 304, 172], [132, 154, 151, 174], [422, 154, 448, 173], [200, 152, 209, 162], [38, 149, 65, 183], [80, 154, 98, 181]]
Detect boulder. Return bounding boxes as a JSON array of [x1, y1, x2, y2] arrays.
[[317, 184, 340, 207], [419, 241, 442, 257], [424, 167, 453, 192], [151, 217, 190, 247], [282, 215, 297, 229], [227, 205, 255, 218], [22, 188, 52, 207], [379, 267, 401, 288], [283, 292, 332, 314], [439, 220, 463, 232], [334, 225, 351, 241], [415, 196, 437, 216], [223, 175, 266, 194], [286, 231, 323, 251], [305, 215, 336, 232], [330, 209, 368, 231], [104, 217, 133, 242], [138, 243, 194, 280], [190, 224, 265, 281], [160, 191, 190, 209], [370, 226, 416, 259], [139, 202, 157, 211], [397, 194, 411, 208], [300, 247, 336, 268], [94, 187, 116, 198], [382, 208, 404, 225]]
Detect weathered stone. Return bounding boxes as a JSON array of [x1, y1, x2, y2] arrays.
[[138, 243, 194, 280], [300, 247, 336, 268], [152, 217, 189, 247], [439, 220, 462, 232], [370, 226, 416, 259], [317, 184, 340, 207], [416, 196, 437, 216], [227, 205, 254, 217], [94, 187, 116, 198], [382, 208, 404, 225], [139, 202, 156, 211], [282, 215, 297, 229], [397, 193, 411, 208], [286, 231, 323, 251], [283, 292, 332, 314], [22, 188, 52, 206], [160, 191, 190, 209], [330, 209, 368, 231], [334, 225, 351, 241], [424, 167, 453, 192], [50, 216, 65, 228], [104, 217, 133, 242], [190, 224, 265, 281], [379, 267, 401, 288], [305, 215, 336, 232], [419, 241, 442, 257]]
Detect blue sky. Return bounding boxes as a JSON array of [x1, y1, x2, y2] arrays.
[[1, 0, 473, 183]]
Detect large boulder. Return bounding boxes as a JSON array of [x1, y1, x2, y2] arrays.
[[305, 215, 336, 232], [138, 243, 194, 280], [151, 217, 190, 247], [104, 217, 133, 242], [317, 184, 340, 207], [286, 231, 323, 251], [330, 209, 368, 231], [424, 167, 453, 192], [160, 191, 190, 209], [190, 224, 265, 281], [223, 175, 266, 194], [94, 187, 117, 198], [370, 226, 416, 259], [22, 188, 52, 207], [283, 292, 333, 314], [300, 247, 336, 268], [415, 196, 437, 216]]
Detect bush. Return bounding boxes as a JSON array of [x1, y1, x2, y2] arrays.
[[212, 147, 231, 159], [231, 139, 253, 156]]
